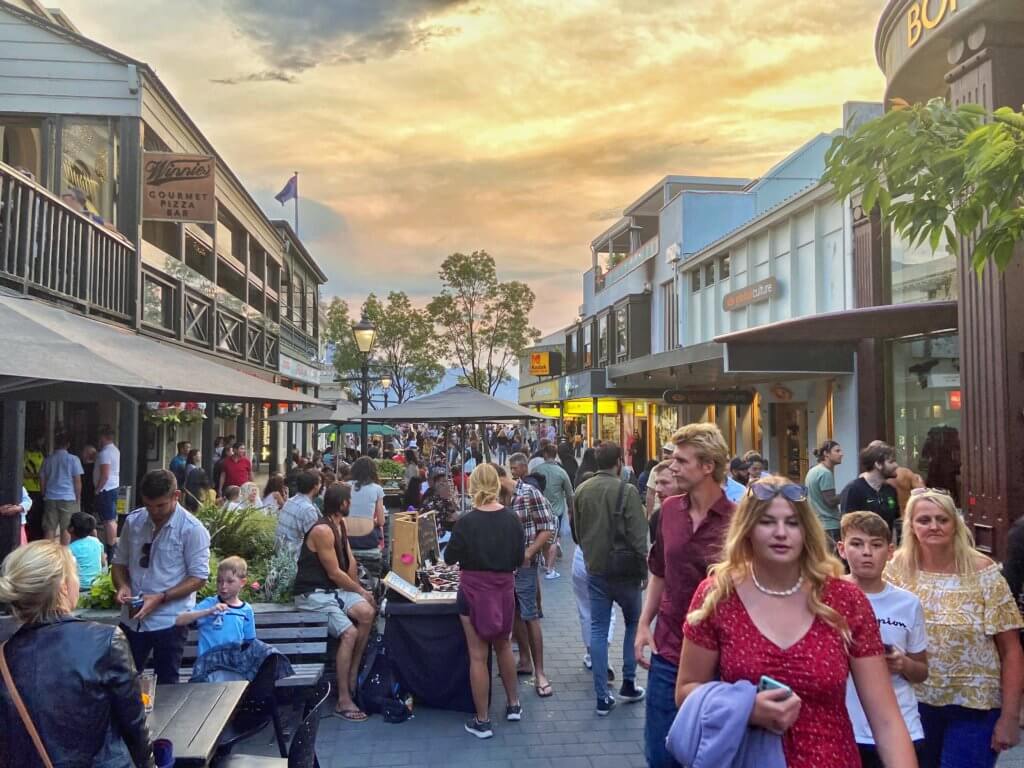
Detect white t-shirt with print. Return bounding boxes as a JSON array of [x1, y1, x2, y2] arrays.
[[845, 582, 928, 743]]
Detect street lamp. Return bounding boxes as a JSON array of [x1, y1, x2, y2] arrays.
[[351, 316, 377, 455], [380, 375, 392, 408]]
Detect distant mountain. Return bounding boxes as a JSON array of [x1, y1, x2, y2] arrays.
[[431, 368, 519, 401]]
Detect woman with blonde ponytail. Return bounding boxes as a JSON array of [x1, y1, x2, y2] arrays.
[[675, 475, 916, 768], [443, 463, 525, 740], [0, 541, 152, 766]]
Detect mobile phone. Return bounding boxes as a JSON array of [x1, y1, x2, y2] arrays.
[[128, 595, 144, 619], [757, 675, 793, 699], [883, 643, 895, 654]]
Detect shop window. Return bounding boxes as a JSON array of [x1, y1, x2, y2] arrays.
[[690, 270, 701, 293], [720, 255, 730, 280], [704, 261, 716, 287], [597, 314, 609, 365], [891, 333, 961, 504], [615, 306, 628, 361], [582, 324, 593, 368], [890, 228, 957, 304], [142, 273, 176, 332], [60, 117, 118, 223], [661, 280, 678, 350], [565, 332, 577, 371]]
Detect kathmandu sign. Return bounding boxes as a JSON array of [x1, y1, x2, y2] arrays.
[[142, 152, 216, 223], [722, 277, 778, 312]]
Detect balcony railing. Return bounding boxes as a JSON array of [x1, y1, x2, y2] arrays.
[[0, 161, 135, 320], [594, 236, 659, 293]]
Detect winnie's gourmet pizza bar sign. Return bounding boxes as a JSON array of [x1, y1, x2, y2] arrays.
[[142, 152, 216, 223]]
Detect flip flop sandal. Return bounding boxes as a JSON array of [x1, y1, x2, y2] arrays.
[[535, 682, 554, 698], [334, 708, 369, 722]]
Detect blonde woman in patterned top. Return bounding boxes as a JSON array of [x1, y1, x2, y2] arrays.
[[886, 488, 1024, 767]]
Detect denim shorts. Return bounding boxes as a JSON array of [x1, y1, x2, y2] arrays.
[[95, 488, 118, 522], [294, 589, 367, 638], [514, 566, 540, 621]]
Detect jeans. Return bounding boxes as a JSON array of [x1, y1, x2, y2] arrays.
[[572, 548, 615, 647], [645, 654, 682, 768], [587, 574, 641, 701], [121, 623, 187, 685], [918, 703, 1000, 768]]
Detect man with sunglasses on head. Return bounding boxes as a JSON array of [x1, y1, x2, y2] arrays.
[[635, 423, 735, 768], [111, 469, 211, 684]]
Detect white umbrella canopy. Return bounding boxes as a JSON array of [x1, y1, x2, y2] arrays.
[[355, 384, 552, 423]]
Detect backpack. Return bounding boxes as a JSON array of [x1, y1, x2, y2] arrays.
[[356, 633, 411, 723]]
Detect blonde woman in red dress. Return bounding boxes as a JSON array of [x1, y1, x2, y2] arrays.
[[676, 475, 917, 768]]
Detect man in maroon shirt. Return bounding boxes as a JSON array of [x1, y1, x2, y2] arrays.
[[635, 422, 734, 768], [220, 442, 253, 491]]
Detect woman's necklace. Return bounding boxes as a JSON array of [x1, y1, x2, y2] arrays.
[[751, 567, 804, 597]]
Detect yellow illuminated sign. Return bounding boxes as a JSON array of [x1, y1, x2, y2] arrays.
[[564, 399, 620, 415], [538, 405, 562, 417], [908, 0, 957, 48]]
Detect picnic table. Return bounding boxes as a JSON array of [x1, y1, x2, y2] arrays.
[[149, 681, 248, 765]]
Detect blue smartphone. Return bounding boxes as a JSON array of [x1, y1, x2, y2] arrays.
[[757, 675, 793, 699]]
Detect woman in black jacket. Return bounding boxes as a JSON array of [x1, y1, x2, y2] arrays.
[[557, 442, 579, 488], [0, 540, 152, 767]]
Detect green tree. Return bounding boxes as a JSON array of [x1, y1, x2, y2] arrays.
[[427, 250, 540, 396], [322, 297, 366, 401], [825, 98, 1024, 273], [363, 291, 444, 403]]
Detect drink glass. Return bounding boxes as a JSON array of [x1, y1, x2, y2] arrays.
[[140, 671, 156, 715]]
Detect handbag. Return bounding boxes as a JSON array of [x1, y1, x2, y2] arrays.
[[606, 476, 648, 581], [0, 641, 55, 768]]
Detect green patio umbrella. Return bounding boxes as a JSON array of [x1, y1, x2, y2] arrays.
[[318, 423, 398, 437]]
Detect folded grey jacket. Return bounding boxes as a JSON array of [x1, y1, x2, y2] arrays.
[[666, 680, 786, 768]]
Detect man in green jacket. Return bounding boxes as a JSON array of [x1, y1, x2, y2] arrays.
[[573, 442, 649, 716]]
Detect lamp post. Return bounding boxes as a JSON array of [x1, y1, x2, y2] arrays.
[[351, 315, 377, 456], [380, 375, 392, 409]]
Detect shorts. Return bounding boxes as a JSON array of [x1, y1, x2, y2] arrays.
[[43, 499, 79, 534], [294, 589, 368, 638], [95, 488, 118, 522], [514, 566, 541, 621]]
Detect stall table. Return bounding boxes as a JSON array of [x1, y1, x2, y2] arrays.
[[149, 681, 247, 765]]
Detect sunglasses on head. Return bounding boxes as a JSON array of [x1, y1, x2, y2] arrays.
[[748, 482, 808, 503], [910, 487, 951, 498]]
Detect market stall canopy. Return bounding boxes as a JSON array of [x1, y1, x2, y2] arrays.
[[318, 423, 398, 436], [268, 400, 364, 423], [357, 384, 552, 423], [0, 289, 319, 404]]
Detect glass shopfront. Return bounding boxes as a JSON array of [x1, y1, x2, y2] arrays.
[[891, 333, 961, 504], [890, 230, 957, 304]]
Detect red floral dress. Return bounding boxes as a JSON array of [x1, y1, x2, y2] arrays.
[[683, 576, 884, 768]]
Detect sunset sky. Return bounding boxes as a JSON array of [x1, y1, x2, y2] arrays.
[[60, 0, 886, 336]]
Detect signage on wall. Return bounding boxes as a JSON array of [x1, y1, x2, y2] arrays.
[[928, 372, 961, 388], [722, 277, 778, 312], [907, 0, 958, 49], [522, 380, 559, 403], [948, 390, 962, 410], [528, 351, 562, 377], [663, 389, 755, 406], [142, 152, 216, 223]]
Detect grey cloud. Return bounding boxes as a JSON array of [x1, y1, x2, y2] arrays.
[[210, 70, 297, 85], [223, 0, 472, 73]]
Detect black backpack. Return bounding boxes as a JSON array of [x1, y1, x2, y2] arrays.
[[356, 633, 411, 723]]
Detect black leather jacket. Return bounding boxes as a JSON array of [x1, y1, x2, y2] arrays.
[[0, 616, 154, 767]]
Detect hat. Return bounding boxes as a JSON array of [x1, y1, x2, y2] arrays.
[[729, 457, 750, 471], [662, 442, 675, 454]]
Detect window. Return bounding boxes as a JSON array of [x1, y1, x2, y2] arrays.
[[598, 314, 609, 365], [720, 255, 730, 279], [582, 324, 593, 368], [691, 270, 701, 293], [661, 280, 679, 350], [704, 262, 716, 287], [565, 332, 577, 371], [142, 273, 175, 331], [60, 117, 118, 222], [615, 307, 628, 360], [890, 228, 957, 304]]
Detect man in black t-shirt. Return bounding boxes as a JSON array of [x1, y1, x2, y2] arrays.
[[840, 442, 900, 535]]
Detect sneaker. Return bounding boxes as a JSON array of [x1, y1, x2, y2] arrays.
[[544, 570, 561, 580], [618, 680, 646, 703], [506, 703, 523, 722], [596, 696, 616, 716], [583, 653, 593, 670], [465, 717, 494, 739]]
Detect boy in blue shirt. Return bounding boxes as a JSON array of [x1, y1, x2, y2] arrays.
[[68, 512, 106, 592], [176, 556, 255, 679]]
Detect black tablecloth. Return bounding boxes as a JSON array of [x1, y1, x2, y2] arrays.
[[383, 599, 487, 714]]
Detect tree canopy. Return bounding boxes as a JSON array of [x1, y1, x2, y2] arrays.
[[824, 98, 1024, 273], [427, 250, 540, 397]]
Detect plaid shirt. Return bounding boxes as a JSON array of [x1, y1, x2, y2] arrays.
[[513, 479, 555, 566]]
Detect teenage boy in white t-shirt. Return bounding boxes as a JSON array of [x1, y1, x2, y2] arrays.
[[839, 511, 929, 768]]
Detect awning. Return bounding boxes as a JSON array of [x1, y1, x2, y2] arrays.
[[356, 384, 552, 423], [607, 342, 723, 380], [268, 401, 364, 423], [0, 289, 319, 404]]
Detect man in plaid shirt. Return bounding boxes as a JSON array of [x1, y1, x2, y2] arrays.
[[505, 453, 555, 697]]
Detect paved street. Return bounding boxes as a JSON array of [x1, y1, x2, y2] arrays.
[[238, 539, 648, 768]]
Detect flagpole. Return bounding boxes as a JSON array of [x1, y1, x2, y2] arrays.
[[293, 171, 299, 236]]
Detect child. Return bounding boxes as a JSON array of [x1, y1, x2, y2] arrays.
[[176, 556, 256, 681], [222, 485, 242, 511], [838, 511, 929, 767], [68, 512, 105, 591]]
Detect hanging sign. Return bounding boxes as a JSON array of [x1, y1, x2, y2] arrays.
[[142, 152, 216, 222]]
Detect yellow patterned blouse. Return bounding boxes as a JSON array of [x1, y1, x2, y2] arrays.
[[885, 562, 1022, 710]]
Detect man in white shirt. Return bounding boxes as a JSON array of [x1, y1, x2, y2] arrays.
[[94, 425, 121, 560], [39, 432, 83, 543]]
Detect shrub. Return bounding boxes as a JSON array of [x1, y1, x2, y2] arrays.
[[194, 502, 276, 566]]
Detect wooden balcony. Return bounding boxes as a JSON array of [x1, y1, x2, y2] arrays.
[[0, 161, 135, 321]]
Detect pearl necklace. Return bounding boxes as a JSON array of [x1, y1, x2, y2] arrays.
[[751, 567, 804, 597]]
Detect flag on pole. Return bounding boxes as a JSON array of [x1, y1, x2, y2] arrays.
[[274, 174, 298, 205]]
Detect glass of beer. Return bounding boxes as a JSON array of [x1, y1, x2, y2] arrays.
[[140, 671, 156, 714]]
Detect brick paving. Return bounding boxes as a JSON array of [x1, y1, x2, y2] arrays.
[[230, 538, 1024, 767]]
